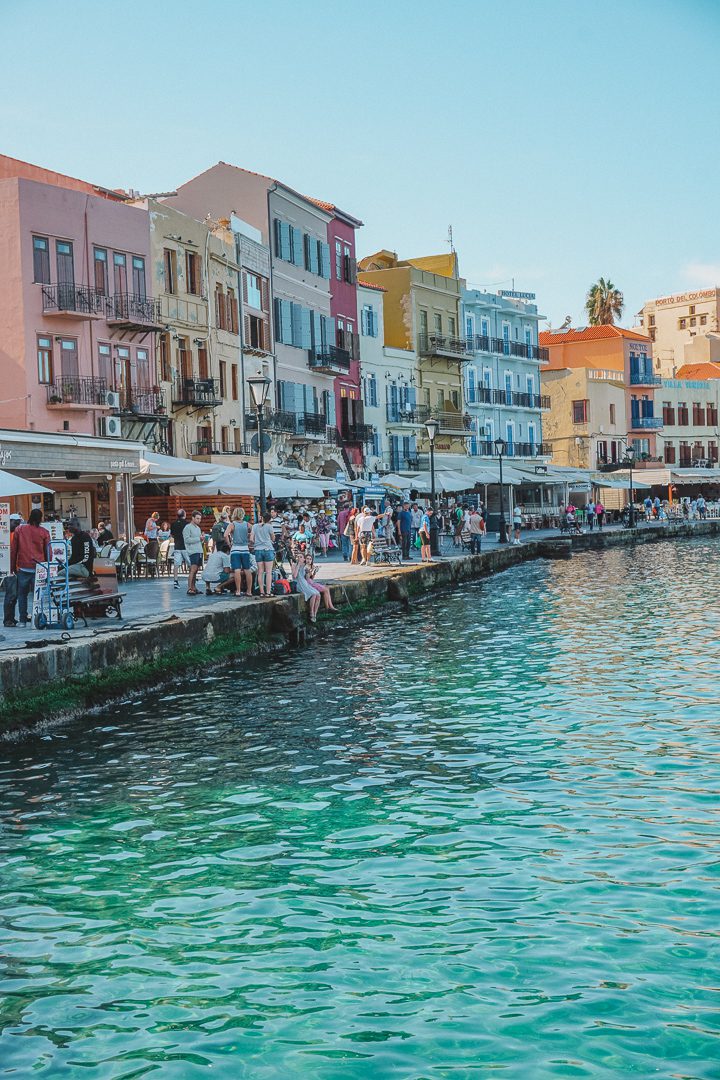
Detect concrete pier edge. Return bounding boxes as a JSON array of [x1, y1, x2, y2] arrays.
[[1, 520, 717, 734]]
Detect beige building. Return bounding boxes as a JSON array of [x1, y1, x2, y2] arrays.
[[135, 199, 250, 465], [542, 367, 627, 469], [638, 288, 720, 377], [657, 379, 720, 467], [358, 251, 469, 464]]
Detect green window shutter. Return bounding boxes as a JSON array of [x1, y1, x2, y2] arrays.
[[301, 307, 312, 349], [320, 242, 330, 278], [279, 222, 291, 262], [291, 302, 302, 346], [281, 299, 293, 343], [274, 219, 282, 258]]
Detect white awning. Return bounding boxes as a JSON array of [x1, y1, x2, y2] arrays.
[[0, 470, 53, 498], [136, 451, 222, 484]]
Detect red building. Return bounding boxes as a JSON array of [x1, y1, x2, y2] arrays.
[[310, 201, 366, 473]]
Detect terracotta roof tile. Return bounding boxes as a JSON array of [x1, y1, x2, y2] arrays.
[[539, 325, 652, 346], [358, 279, 387, 292]]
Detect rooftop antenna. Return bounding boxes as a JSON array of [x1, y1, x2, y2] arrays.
[[447, 225, 455, 253]]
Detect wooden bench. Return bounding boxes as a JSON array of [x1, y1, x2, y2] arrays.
[[67, 558, 125, 627]]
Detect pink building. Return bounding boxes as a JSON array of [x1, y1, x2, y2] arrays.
[[311, 202, 367, 470], [0, 160, 161, 439]]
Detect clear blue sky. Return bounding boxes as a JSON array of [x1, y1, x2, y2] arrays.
[[2, 0, 719, 327]]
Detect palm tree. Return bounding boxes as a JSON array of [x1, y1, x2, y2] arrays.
[[585, 278, 624, 325]]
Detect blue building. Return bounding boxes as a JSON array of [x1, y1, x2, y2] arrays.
[[461, 288, 550, 460]]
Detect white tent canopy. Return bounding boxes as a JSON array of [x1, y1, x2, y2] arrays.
[[170, 467, 336, 499], [0, 470, 53, 498], [136, 451, 221, 484]]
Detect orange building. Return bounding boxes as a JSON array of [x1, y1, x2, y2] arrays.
[[540, 325, 660, 464]]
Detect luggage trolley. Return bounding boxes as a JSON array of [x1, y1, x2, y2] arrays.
[[34, 539, 74, 631]]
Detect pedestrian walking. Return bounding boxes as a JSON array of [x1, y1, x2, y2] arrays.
[[697, 495, 707, 520], [410, 503, 422, 548], [337, 503, 352, 561], [316, 510, 331, 557], [10, 508, 51, 626], [595, 501, 604, 529], [468, 506, 484, 554], [3, 513, 23, 627], [419, 506, 433, 562], [347, 508, 360, 564], [585, 499, 596, 531], [183, 510, 204, 595], [397, 501, 413, 560], [356, 506, 376, 565], [170, 509, 190, 587], [512, 506, 523, 545]]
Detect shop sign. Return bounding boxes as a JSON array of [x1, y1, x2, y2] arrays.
[[0, 503, 9, 576], [0, 446, 12, 467], [499, 290, 536, 301]]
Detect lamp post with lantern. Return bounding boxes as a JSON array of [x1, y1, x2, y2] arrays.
[[494, 437, 508, 543], [247, 371, 272, 515], [425, 417, 440, 556]]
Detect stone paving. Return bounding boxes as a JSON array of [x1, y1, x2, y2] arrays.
[[0, 518, 695, 657]]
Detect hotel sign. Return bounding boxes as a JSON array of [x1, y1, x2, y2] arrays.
[[655, 288, 717, 306], [499, 290, 536, 301]]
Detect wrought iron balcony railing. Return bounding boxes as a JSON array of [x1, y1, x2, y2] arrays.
[[629, 371, 662, 386], [41, 283, 106, 316], [172, 377, 223, 408], [629, 415, 663, 430], [342, 423, 375, 444], [308, 345, 351, 373], [386, 405, 425, 424], [46, 376, 108, 406], [466, 334, 550, 363], [106, 292, 162, 327], [418, 333, 472, 359], [263, 410, 329, 438], [116, 387, 167, 417], [191, 440, 254, 457]]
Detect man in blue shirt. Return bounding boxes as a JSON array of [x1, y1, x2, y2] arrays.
[[397, 501, 413, 561]]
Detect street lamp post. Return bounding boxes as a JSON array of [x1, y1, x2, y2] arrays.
[[494, 437, 508, 543], [625, 443, 636, 528], [425, 417, 440, 556], [248, 371, 272, 515]]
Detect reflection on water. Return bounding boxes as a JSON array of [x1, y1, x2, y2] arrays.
[[1, 541, 719, 1078]]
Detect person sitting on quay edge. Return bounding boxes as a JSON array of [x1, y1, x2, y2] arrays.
[[64, 518, 95, 579], [10, 509, 51, 627], [182, 510, 205, 596]]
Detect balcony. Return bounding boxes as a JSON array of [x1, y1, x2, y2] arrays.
[[115, 387, 167, 418], [430, 410, 474, 435], [264, 410, 329, 439], [46, 376, 108, 409], [106, 293, 162, 330], [629, 372, 662, 387], [468, 389, 551, 409], [629, 415, 663, 430], [41, 283, 106, 319], [308, 345, 351, 374], [343, 423, 375, 444], [418, 333, 471, 360], [380, 452, 429, 473], [386, 404, 425, 425], [172, 377, 223, 408], [470, 440, 551, 458], [467, 335, 550, 363], [191, 441, 253, 457]]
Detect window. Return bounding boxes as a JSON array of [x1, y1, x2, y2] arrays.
[[60, 338, 79, 378], [319, 241, 330, 279], [198, 346, 209, 380], [690, 317, 697, 328], [664, 443, 676, 465], [136, 347, 151, 388], [663, 401, 675, 425], [37, 335, 53, 384], [433, 313, 442, 334], [274, 219, 292, 261], [450, 389, 460, 409], [679, 318, 687, 330], [609, 403, 616, 425], [113, 252, 127, 295], [419, 310, 428, 337], [245, 272, 261, 309], [361, 304, 377, 337], [247, 314, 265, 350], [701, 314, 707, 326], [436, 389, 444, 410], [97, 343, 112, 387], [94, 248, 108, 294], [343, 245, 356, 284], [678, 402, 689, 425], [649, 314, 655, 326], [291, 226, 303, 268], [177, 337, 191, 381], [335, 240, 342, 280], [449, 316, 456, 336], [56, 241, 74, 294], [226, 287, 239, 334], [231, 364, 238, 401], [159, 334, 171, 382], [185, 250, 200, 295], [526, 375, 535, 398], [132, 256, 146, 299], [596, 439, 608, 464], [33, 236, 50, 283], [572, 399, 588, 424], [689, 305, 696, 315], [465, 315, 474, 339], [114, 345, 130, 389], [219, 361, 227, 398], [215, 285, 227, 331], [692, 402, 706, 426], [163, 248, 177, 294]]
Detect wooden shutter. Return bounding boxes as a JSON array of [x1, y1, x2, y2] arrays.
[[244, 313, 251, 347], [260, 277, 269, 312], [242, 272, 248, 303], [261, 316, 270, 351]]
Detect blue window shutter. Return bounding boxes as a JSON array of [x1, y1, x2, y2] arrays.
[[311, 309, 320, 349], [291, 227, 303, 267], [408, 386, 416, 408], [301, 307, 312, 349], [290, 303, 302, 346], [281, 299, 292, 344], [326, 316, 335, 346], [304, 234, 311, 271], [320, 242, 330, 279], [274, 297, 282, 342], [309, 239, 319, 275], [274, 219, 282, 258], [361, 306, 367, 336], [279, 222, 291, 262]]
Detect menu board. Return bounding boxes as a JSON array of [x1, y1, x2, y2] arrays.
[[0, 503, 10, 577]]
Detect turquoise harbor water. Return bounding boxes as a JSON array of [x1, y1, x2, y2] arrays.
[[1, 542, 719, 1079]]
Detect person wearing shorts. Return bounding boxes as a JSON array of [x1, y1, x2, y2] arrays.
[[183, 511, 204, 594], [225, 508, 253, 597], [251, 512, 276, 598]]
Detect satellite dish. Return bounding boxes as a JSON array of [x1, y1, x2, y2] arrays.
[[251, 432, 272, 453]]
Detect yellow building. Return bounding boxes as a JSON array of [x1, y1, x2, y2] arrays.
[[638, 288, 720, 377], [358, 250, 470, 462]]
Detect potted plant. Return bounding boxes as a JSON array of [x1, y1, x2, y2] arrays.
[[49, 393, 63, 405]]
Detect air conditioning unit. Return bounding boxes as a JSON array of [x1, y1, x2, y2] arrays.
[[101, 416, 122, 438], [104, 390, 120, 409]]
